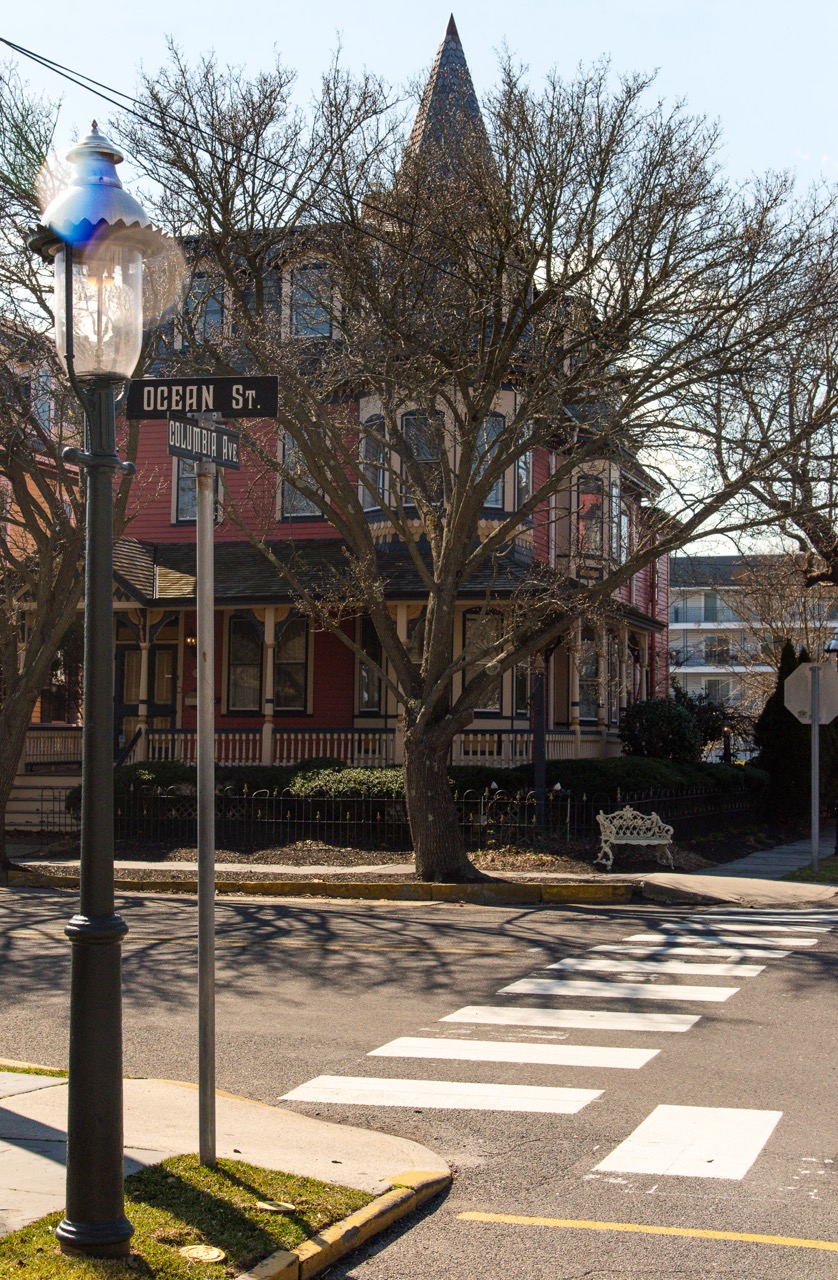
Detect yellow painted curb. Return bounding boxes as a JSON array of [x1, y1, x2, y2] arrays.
[[0, 1056, 67, 1076], [9, 867, 636, 905], [240, 1170, 451, 1280]]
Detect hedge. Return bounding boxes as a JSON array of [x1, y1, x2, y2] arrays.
[[66, 755, 769, 815]]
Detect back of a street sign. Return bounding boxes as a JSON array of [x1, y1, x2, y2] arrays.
[[783, 661, 838, 724]]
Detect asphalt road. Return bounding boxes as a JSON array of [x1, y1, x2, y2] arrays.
[[1, 887, 836, 1278]]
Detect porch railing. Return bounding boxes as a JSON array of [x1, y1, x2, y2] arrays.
[[147, 728, 262, 765], [23, 725, 83, 770], [451, 729, 620, 765], [273, 727, 396, 767], [23, 722, 625, 772]]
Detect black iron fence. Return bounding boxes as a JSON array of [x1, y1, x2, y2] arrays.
[[26, 782, 761, 850]]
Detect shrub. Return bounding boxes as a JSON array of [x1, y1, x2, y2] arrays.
[[619, 698, 702, 763]]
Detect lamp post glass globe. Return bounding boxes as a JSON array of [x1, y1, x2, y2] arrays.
[[54, 240, 143, 380], [38, 122, 155, 381]]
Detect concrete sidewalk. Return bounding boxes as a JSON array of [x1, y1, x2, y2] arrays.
[[0, 1068, 449, 1240]]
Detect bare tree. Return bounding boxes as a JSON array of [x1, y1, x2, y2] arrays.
[[117, 47, 838, 880], [0, 66, 150, 875]]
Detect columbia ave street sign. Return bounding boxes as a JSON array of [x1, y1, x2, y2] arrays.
[[167, 415, 241, 469], [126, 375, 278, 419]]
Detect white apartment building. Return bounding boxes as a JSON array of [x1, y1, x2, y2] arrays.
[[669, 554, 838, 720]]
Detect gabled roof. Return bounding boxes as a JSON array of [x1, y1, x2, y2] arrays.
[[406, 16, 491, 168]]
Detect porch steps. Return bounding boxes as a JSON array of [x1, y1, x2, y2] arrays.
[[5, 773, 79, 833]]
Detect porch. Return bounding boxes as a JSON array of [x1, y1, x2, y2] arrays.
[[20, 723, 624, 771]]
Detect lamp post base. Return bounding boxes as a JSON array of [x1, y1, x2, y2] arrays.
[[56, 1215, 134, 1258]]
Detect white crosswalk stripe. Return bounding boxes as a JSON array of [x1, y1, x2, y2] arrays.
[[625, 931, 817, 947], [547, 956, 764, 977], [280, 1075, 602, 1113], [652, 926, 829, 936], [593, 1104, 783, 1180], [368, 1036, 659, 1069], [441, 1006, 700, 1032], [590, 944, 789, 959], [500, 977, 739, 1002]]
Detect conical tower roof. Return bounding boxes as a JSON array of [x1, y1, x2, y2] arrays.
[[406, 16, 490, 166]]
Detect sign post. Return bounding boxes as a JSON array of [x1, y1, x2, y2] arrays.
[[783, 661, 838, 871], [131, 375, 276, 1165], [195, 455, 216, 1166]]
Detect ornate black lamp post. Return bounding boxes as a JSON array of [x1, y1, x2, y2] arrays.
[[30, 125, 166, 1258]]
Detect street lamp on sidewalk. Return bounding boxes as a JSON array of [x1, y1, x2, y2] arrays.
[[30, 124, 167, 1258]]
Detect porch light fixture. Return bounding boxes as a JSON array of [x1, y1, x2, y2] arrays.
[[29, 124, 168, 1260]]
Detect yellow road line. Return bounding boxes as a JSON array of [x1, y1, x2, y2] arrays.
[[456, 1213, 838, 1253]]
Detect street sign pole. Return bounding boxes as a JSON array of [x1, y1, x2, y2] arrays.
[[196, 457, 216, 1166], [811, 663, 820, 873]]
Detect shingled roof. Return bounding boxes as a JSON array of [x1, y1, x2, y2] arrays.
[[112, 536, 535, 605], [406, 16, 491, 168]]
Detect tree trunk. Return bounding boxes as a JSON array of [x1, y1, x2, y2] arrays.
[[0, 695, 36, 883], [404, 732, 482, 882]]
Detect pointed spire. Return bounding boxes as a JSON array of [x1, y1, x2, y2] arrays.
[[406, 16, 489, 166]]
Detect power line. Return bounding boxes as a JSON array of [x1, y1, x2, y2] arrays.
[[1, 35, 507, 293]]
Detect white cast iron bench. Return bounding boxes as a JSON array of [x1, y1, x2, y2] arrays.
[[595, 805, 675, 871]]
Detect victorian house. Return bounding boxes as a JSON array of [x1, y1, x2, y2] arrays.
[[12, 18, 669, 817]]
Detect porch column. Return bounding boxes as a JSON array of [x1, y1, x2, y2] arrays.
[[393, 604, 407, 766], [262, 606, 276, 766], [136, 640, 150, 762], [639, 634, 649, 702], [568, 624, 580, 754], [596, 628, 608, 737], [618, 627, 629, 715]]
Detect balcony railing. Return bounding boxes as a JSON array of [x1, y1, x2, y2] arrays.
[[669, 604, 741, 624]]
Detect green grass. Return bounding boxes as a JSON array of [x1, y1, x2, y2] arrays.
[[0, 1061, 67, 1077], [0, 1154, 372, 1279], [782, 854, 838, 885]]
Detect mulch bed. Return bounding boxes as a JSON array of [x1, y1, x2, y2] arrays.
[[13, 823, 806, 881]]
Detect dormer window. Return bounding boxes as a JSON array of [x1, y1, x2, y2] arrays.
[[291, 264, 331, 338]]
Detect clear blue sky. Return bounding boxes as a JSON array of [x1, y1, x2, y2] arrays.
[[3, 1, 837, 190]]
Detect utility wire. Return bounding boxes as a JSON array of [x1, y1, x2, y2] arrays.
[[1, 35, 509, 292]]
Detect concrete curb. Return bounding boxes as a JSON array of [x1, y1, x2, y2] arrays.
[[7, 867, 635, 905], [240, 1170, 451, 1280]]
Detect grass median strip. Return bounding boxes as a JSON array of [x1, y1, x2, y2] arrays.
[[783, 855, 838, 885], [0, 1155, 371, 1280], [456, 1211, 838, 1252]]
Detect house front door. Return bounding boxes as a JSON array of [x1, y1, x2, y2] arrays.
[[115, 645, 178, 753]]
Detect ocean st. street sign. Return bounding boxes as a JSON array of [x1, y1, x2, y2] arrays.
[[167, 415, 241, 469], [126, 375, 278, 420]]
